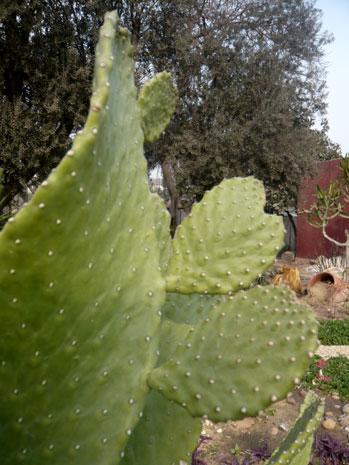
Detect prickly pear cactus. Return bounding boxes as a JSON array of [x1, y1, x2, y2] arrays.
[[0, 11, 165, 465], [0, 10, 320, 465], [265, 392, 324, 465]]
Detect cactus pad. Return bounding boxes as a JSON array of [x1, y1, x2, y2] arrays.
[[265, 393, 324, 465], [139, 72, 177, 143], [121, 389, 202, 465], [151, 193, 171, 273], [163, 292, 224, 325], [165, 177, 284, 294], [148, 286, 318, 421], [121, 318, 202, 465], [0, 12, 165, 465]]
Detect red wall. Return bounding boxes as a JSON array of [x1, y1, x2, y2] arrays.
[[296, 159, 349, 258]]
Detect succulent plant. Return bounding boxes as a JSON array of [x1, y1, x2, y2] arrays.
[[0, 10, 321, 465], [265, 392, 324, 465]]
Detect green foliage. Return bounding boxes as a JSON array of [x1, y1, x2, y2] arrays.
[[302, 356, 349, 401], [0, 1, 93, 214], [318, 320, 349, 345], [0, 0, 340, 220], [0, 10, 321, 465]]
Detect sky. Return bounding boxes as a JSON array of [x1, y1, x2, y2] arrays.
[[316, 0, 349, 154]]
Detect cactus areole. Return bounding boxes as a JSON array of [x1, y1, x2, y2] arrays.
[[0, 11, 320, 465]]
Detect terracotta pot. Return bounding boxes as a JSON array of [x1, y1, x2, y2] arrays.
[[307, 269, 349, 303]]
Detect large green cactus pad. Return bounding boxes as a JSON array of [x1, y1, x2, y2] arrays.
[[148, 286, 318, 422], [120, 389, 202, 465], [139, 71, 177, 143], [265, 393, 324, 465], [165, 177, 284, 294], [0, 12, 165, 465]]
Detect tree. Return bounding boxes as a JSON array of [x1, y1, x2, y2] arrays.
[[0, 0, 95, 220], [144, 0, 339, 216], [0, 0, 340, 226]]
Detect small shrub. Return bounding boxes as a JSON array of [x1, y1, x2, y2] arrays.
[[319, 320, 349, 345], [311, 433, 349, 465]]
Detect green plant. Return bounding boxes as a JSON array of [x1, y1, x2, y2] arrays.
[[0, 11, 323, 465], [302, 356, 349, 400], [318, 319, 349, 345], [231, 444, 242, 457]]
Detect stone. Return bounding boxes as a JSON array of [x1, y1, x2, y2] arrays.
[[325, 411, 334, 417], [286, 396, 296, 405], [339, 415, 349, 427], [322, 418, 336, 430], [271, 427, 279, 436], [279, 423, 289, 432], [343, 404, 349, 414]]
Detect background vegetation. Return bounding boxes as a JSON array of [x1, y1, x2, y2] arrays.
[[0, 0, 342, 226]]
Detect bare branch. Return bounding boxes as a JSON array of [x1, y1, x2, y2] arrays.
[[322, 224, 348, 247]]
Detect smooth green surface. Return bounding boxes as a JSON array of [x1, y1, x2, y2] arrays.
[[121, 304, 202, 465], [166, 177, 284, 294], [150, 193, 171, 273], [158, 319, 191, 366], [162, 292, 224, 325], [139, 71, 177, 143], [0, 12, 165, 465], [121, 389, 201, 465], [318, 319, 349, 345], [149, 286, 318, 421], [265, 393, 324, 465]]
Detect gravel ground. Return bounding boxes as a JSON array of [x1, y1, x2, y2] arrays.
[[316, 345, 349, 359]]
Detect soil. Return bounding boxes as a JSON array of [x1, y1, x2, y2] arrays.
[[193, 255, 349, 464], [196, 390, 349, 464], [301, 293, 349, 320]]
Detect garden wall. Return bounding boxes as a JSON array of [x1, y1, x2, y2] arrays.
[[296, 158, 349, 258]]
